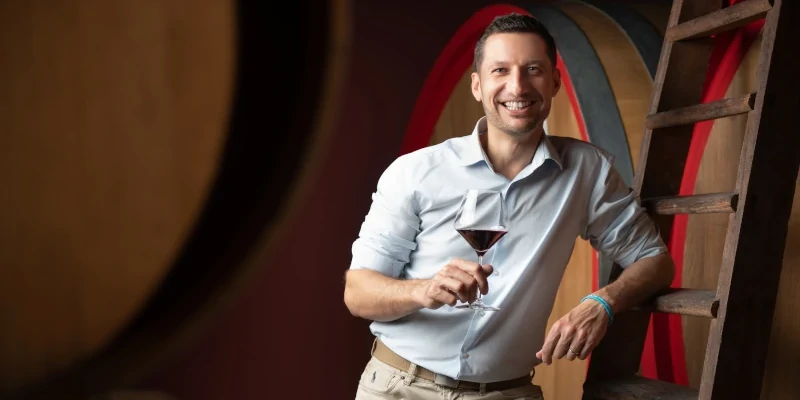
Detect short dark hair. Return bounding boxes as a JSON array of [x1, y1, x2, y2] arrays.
[[473, 13, 557, 72]]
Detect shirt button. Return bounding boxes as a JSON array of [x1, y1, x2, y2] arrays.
[[462, 352, 469, 359], [493, 271, 499, 276]]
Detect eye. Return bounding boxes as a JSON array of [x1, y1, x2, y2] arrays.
[[528, 66, 544, 76], [491, 67, 506, 74]]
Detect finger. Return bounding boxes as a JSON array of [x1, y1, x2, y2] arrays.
[[564, 344, 576, 361], [441, 266, 479, 300], [437, 277, 471, 303], [552, 326, 576, 360], [579, 336, 597, 360], [448, 259, 490, 294], [430, 286, 458, 307], [448, 258, 485, 276], [579, 345, 591, 360], [539, 326, 561, 365], [565, 333, 585, 361]]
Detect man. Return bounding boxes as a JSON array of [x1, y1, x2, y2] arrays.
[[343, 12, 674, 400]]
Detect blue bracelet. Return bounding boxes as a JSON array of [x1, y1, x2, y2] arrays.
[[582, 294, 614, 324]]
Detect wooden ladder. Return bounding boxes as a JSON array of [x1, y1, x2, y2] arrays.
[[582, 0, 799, 399]]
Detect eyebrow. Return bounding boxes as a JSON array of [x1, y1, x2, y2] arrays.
[[487, 59, 546, 67]]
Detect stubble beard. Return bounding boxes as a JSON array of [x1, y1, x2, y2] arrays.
[[483, 102, 544, 138]]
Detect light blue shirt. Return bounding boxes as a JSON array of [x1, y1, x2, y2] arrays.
[[349, 117, 667, 383]]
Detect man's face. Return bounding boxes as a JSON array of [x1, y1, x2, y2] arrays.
[[471, 32, 561, 138]]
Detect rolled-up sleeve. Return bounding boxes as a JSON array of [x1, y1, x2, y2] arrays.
[[581, 154, 668, 268], [349, 157, 421, 278]]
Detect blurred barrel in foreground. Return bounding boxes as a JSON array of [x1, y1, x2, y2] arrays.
[[0, 1, 349, 399]]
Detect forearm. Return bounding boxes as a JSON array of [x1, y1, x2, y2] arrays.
[[593, 252, 675, 314], [344, 269, 427, 322]]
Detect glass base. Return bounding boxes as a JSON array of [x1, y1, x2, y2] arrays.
[[456, 300, 500, 315]]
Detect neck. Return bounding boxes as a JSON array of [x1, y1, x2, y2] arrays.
[[481, 125, 543, 180]]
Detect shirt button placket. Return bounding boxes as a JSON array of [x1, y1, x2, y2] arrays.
[[494, 184, 514, 277]]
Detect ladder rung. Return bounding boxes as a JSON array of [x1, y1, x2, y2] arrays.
[[666, 0, 772, 41], [641, 192, 738, 215], [645, 93, 756, 130], [584, 375, 698, 400], [650, 288, 719, 318]]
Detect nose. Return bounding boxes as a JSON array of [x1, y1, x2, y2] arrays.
[[506, 68, 531, 97]]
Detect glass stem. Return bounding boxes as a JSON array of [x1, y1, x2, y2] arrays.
[[477, 254, 484, 302]]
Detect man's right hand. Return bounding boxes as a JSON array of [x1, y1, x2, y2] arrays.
[[416, 258, 494, 309]]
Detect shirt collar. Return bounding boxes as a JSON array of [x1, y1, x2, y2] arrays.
[[456, 117, 564, 170]]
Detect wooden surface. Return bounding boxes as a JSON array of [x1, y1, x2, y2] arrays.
[[681, 24, 761, 390], [626, 3, 671, 37], [0, 0, 234, 393], [760, 173, 800, 400], [648, 2, 800, 399], [0, 0, 352, 398], [642, 192, 738, 215], [558, 1, 656, 174], [584, 376, 698, 400], [666, 0, 773, 41], [634, 0, 721, 197], [700, 0, 800, 397], [430, 71, 484, 145], [645, 93, 755, 129], [646, 289, 718, 318]]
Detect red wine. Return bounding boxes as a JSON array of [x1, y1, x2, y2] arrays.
[[457, 229, 508, 256]]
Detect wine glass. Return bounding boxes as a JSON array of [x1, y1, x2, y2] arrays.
[[453, 189, 509, 313]]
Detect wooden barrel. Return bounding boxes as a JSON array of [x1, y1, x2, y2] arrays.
[[0, 1, 349, 399]]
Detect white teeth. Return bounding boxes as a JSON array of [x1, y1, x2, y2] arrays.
[[503, 101, 531, 110]]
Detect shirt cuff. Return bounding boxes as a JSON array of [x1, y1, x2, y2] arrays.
[[349, 247, 407, 278]]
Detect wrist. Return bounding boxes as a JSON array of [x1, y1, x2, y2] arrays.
[[582, 293, 614, 324], [592, 289, 619, 313], [409, 279, 432, 308]]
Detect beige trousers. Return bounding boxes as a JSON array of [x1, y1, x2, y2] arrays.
[[354, 357, 544, 400]]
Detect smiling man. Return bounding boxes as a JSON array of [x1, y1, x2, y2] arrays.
[[344, 13, 674, 400]]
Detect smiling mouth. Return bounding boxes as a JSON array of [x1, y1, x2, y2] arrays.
[[501, 100, 534, 111]]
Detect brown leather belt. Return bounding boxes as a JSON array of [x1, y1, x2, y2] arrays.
[[371, 339, 533, 392]]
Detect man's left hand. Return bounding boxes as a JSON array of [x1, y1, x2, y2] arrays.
[[535, 297, 610, 364]]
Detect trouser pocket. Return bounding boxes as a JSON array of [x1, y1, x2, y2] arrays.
[[357, 357, 404, 397]]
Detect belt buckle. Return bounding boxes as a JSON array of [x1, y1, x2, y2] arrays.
[[433, 374, 460, 388]]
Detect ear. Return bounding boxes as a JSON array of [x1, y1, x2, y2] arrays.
[[470, 71, 482, 102], [552, 67, 562, 97]]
